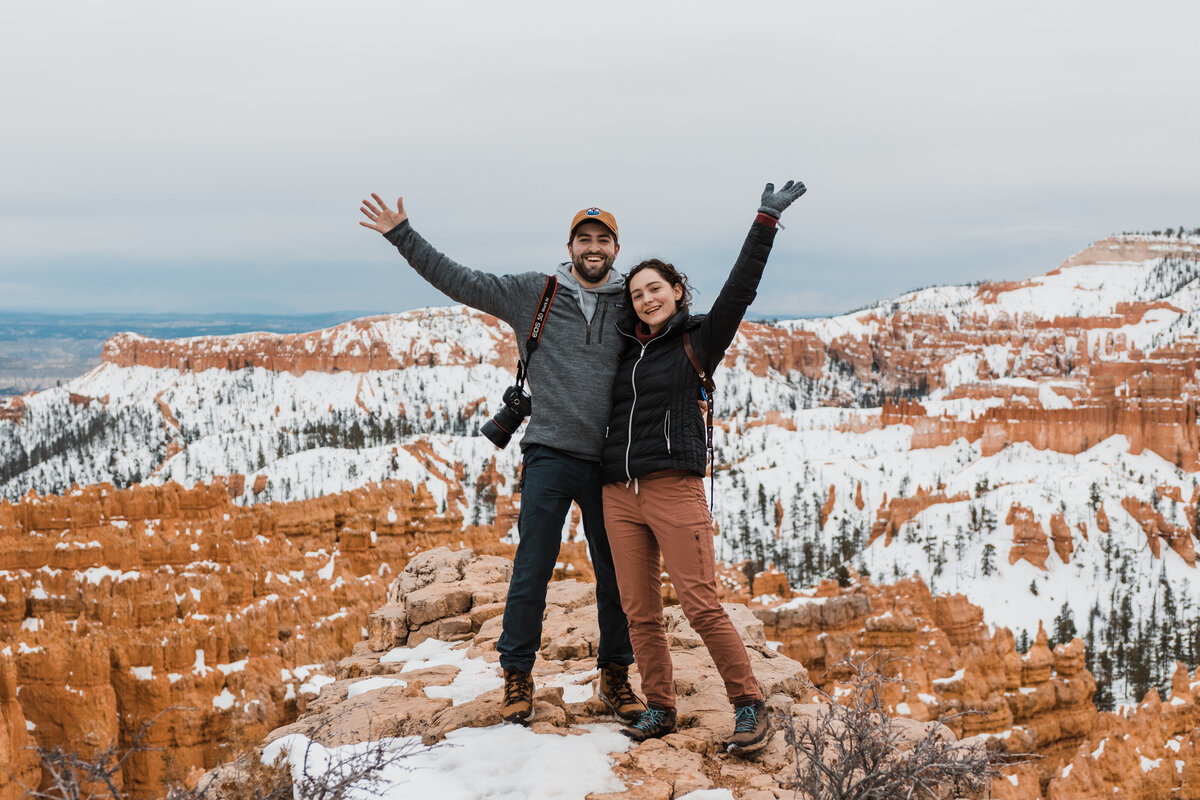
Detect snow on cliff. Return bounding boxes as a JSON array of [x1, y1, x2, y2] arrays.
[[3, 233, 1200, 703]]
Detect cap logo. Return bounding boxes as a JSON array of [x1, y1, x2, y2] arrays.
[[586, 208, 603, 216]]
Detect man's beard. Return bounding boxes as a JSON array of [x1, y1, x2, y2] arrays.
[[572, 252, 614, 283]]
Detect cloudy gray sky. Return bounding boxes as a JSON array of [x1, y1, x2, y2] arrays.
[[3, 1, 1198, 318]]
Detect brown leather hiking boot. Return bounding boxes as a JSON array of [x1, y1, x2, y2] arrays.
[[501, 668, 534, 724], [597, 663, 647, 721], [726, 698, 771, 753]]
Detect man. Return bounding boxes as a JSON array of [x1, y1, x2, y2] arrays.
[[359, 193, 645, 724]]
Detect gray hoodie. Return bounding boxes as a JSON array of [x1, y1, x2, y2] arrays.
[[385, 220, 626, 461]]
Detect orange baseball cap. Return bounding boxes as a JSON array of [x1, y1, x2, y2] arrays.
[[569, 207, 619, 242]]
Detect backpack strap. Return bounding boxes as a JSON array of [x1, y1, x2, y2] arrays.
[[683, 331, 716, 510], [682, 331, 715, 397]]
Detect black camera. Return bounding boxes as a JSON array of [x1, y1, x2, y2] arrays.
[[481, 384, 532, 448]]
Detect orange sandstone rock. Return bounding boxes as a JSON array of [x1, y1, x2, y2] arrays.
[[1050, 513, 1074, 565], [101, 308, 521, 377], [755, 574, 1102, 787], [0, 477, 587, 796], [871, 487, 971, 547], [1121, 495, 1197, 566], [0, 652, 39, 800], [1007, 504, 1050, 569], [0, 396, 24, 424], [819, 485, 836, 530]]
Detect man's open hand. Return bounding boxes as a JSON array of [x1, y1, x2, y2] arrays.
[[359, 193, 408, 234]]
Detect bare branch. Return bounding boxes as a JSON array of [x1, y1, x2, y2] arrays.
[[20, 702, 429, 800], [777, 652, 1023, 800]]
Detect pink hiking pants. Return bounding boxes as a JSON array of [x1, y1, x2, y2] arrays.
[[603, 471, 761, 708]]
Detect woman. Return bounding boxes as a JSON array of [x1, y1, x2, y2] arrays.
[[601, 180, 806, 750]]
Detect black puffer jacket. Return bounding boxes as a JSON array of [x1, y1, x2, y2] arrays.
[[601, 220, 778, 484]]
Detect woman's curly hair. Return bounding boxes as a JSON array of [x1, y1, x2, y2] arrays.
[[624, 258, 694, 312]]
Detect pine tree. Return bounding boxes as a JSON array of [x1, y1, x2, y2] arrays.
[[980, 505, 997, 535], [980, 543, 996, 576], [801, 540, 817, 587], [1052, 602, 1077, 647], [1094, 650, 1115, 711], [738, 509, 751, 557], [1131, 621, 1154, 701]]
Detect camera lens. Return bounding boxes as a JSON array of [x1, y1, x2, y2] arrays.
[[481, 404, 525, 448]]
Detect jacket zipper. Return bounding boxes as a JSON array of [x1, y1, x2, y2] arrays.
[[619, 323, 674, 482], [563, 265, 616, 346], [664, 409, 671, 453]]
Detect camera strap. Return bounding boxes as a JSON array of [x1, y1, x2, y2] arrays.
[[683, 331, 716, 511], [516, 275, 558, 390]]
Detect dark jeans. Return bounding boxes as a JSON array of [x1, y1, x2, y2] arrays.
[[497, 444, 634, 673]]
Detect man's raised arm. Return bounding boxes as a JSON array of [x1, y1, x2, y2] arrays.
[[359, 192, 533, 324]]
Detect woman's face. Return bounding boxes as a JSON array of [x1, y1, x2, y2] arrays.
[[629, 268, 684, 334]]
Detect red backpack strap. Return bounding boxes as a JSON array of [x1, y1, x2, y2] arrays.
[[683, 331, 716, 511], [682, 332, 715, 396]]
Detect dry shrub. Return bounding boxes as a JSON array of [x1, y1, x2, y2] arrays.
[[18, 707, 424, 800], [777, 654, 1025, 800]]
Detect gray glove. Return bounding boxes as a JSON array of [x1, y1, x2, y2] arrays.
[[758, 179, 807, 219]]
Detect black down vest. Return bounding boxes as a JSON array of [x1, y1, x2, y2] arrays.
[[601, 219, 778, 484]]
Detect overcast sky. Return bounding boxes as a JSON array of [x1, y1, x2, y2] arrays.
[[3, 1, 1198, 318]]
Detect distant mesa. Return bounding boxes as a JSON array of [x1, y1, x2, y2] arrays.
[[101, 307, 520, 376]]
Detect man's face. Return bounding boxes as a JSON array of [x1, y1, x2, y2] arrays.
[[568, 221, 619, 286]]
